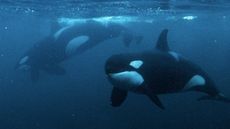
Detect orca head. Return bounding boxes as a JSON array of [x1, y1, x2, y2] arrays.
[[105, 54, 144, 91], [15, 55, 32, 71]]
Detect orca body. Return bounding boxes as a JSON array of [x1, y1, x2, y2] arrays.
[[105, 29, 230, 109], [16, 21, 142, 82]]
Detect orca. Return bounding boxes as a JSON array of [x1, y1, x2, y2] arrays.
[[105, 29, 230, 110], [16, 20, 143, 82]]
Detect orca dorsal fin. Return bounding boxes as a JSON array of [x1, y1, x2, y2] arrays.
[[155, 29, 169, 51]]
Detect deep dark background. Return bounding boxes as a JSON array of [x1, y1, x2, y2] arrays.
[[0, 6, 230, 129]]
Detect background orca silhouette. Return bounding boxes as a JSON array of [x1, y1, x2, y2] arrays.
[[15, 20, 143, 82]]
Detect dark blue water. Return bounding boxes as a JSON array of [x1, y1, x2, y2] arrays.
[[0, 0, 230, 129]]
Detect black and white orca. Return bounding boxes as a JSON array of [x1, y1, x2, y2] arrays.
[[16, 20, 143, 82], [105, 29, 230, 110]]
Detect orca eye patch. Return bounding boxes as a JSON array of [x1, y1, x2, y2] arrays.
[[129, 60, 143, 69]]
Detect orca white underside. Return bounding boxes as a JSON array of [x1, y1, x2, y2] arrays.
[[184, 75, 206, 90]]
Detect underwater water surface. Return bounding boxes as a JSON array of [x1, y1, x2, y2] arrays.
[[0, 0, 230, 129]]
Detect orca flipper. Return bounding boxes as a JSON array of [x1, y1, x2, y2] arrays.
[[155, 29, 169, 51], [147, 94, 165, 110], [31, 68, 40, 82], [111, 87, 128, 107], [44, 64, 66, 75], [197, 93, 230, 103]]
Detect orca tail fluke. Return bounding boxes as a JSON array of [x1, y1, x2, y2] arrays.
[[197, 93, 230, 103]]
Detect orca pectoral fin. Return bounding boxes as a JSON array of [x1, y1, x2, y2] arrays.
[[31, 68, 40, 82], [147, 94, 165, 110], [111, 87, 128, 107], [197, 93, 230, 103], [44, 64, 66, 75]]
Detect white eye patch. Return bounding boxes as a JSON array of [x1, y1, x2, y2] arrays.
[[184, 75, 206, 90], [19, 56, 29, 65], [129, 60, 143, 69]]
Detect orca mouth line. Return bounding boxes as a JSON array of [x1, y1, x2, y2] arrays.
[[106, 69, 123, 75], [107, 71, 142, 80], [107, 70, 134, 76]]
